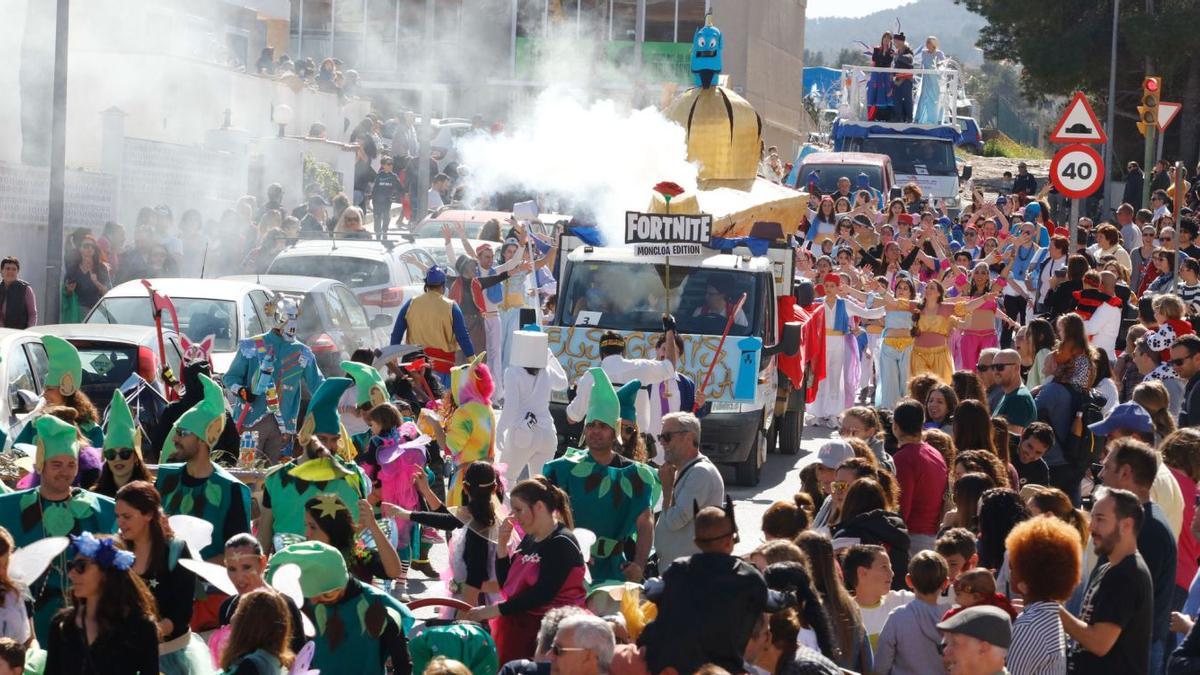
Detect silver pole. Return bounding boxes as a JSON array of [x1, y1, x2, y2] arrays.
[[544, 0, 549, 36], [414, 0, 435, 220], [361, 0, 367, 68], [1069, 200, 1080, 255], [674, 0, 679, 42], [1173, 160, 1184, 292], [577, 0, 581, 38], [330, 0, 336, 58], [609, 0, 614, 40], [510, 0, 518, 78], [394, 0, 401, 73], [1102, 0, 1118, 214], [298, 0, 304, 59], [45, 0, 70, 323], [635, 0, 646, 72]]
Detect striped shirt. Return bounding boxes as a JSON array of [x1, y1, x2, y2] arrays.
[[1007, 600, 1066, 675], [1180, 282, 1200, 313]]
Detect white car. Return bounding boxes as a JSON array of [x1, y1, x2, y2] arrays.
[[0, 329, 51, 449], [84, 278, 275, 374], [410, 238, 500, 272], [266, 239, 437, 322]]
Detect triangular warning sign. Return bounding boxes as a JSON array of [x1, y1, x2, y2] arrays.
[[1050, 92, 1107, 144], [1158, 102, 1182, 132]]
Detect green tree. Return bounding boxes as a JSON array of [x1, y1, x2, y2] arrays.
[[958, 0, 1200, 167]]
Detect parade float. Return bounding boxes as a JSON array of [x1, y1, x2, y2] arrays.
[[547, 17, 825, 486]]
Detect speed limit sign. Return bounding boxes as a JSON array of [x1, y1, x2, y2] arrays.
[[1050, 144, 1104, 199]]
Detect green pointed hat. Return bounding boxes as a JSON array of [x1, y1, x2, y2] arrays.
[[617, 379, 641, 424], [175, 374, 227, 448], [103, 389, 140, 452], [42, 335, 82, 396], [34, 414, 80, 471], [584, 368, 621, 431], [341, 360, 388, 408], [299, 377, 353, 443], [267, 540, 349, 599]]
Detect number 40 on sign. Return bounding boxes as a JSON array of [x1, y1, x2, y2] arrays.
[[1050, 144, 1105, 200]]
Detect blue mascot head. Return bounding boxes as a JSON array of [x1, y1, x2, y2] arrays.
[[691, 15, 723, 89]]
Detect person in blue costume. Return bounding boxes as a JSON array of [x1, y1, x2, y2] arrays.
[[913, 36, 947, 124], [267, 541, 414, 674], [155, 374, 252, 561], [258, 378, 371, 554], [690, 15, 723, 88], [224, 296, 324, 463], [544, 369, 656, 585], [867, 32, 896, 121], [14, 335, 104, 449], [0, 416, 116, 643]]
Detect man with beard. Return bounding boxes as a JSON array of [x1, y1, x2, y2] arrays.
[[225, 296, 325, 463], [155, 373, 252, 563], [0, 416, 117, 642], [257, 377, 370, 554], [1060, 487, 1153, 673], [150, 335, 239, 463]]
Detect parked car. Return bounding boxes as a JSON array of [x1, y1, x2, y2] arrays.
[[28, 324, 183, 415], [266, 239, 436, 321], [222, 275, 392, 376], [84, 278, 275, 374], [0, 329, 51, 449]]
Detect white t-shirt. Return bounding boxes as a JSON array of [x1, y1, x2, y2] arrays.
[[858, 590, 914, 648]]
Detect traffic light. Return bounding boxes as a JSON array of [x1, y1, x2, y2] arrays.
[[1138, 76, 1161, 136]]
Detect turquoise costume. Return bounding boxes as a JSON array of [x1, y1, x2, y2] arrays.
[[224, 330, 323, 434], [156, 464, 251, 559], [262, 457, 370, 548]]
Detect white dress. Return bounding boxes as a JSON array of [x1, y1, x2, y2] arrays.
[[496, 349, 568, 484]]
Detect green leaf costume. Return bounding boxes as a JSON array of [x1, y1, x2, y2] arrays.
[[262, 456, 369, 544], [155, 463, 252, 560]]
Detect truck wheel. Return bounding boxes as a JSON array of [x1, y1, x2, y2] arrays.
[[735, 430, 763, 487], [778, 407, 802, 455]]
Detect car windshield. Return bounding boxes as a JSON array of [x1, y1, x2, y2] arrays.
[[557, 261, 762, 336], [412, 220, 485, 239], [799, 163, 884, 193], [269, 256, 390, 288], [859, 137, 956, 176], [87, 297, 238, 351]]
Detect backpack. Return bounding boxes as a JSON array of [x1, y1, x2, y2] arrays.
[[1060, 389, 1107, 473]]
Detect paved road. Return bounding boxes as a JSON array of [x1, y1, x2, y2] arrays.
[[401, 418, 837, 601]]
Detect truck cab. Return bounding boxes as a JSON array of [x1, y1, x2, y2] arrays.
[[547, 238, 807, 486], [791, 151, 896, 200]]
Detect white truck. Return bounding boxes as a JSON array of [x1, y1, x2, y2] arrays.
[[546, 237, 811, 486]]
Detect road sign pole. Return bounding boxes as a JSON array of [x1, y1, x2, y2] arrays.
[[1069, 199, 1080, 255], [1173, 160, 1185, 293]]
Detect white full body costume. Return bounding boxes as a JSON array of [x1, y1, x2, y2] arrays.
[[496, 330, 568, 484]]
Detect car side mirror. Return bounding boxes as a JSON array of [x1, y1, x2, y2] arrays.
[[960, 164, 973, 182], [12, 389, 38, 414], [370, 314, 392, 329], [763, 321, 803, 357]]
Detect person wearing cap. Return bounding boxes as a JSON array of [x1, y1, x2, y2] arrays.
[[809, 439, 856, 530], [1090, 401, 1185, 537], [0, 416, 117, 642], [566, 329, 678, 463], [300, 194, 329, 233], [258, 378, 370, 553], [92, 390, 154, 498], [1011, 162, 1037, 197], [937, 605, 1013, 674], [14, 336, 104, 449], [225, 296, 325, 463], [1060, 487, 1154, 673], [809, 272, 885, 427], [638, 501, 769, 675], [390, 264, 475, 389], [496, 327, 568, 485], [1097, 438, 1177, 670], [155, 374, 252, 562], [546, 369, 657, 584], [267, 540, 413, 674]]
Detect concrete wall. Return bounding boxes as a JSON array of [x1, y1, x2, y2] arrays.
[[714, 0, 810, 156]]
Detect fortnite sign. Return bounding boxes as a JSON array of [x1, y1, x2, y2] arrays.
[[625, 211, 712, 246]]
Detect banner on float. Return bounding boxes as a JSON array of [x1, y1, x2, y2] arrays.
[[625, 211, 712, 251]]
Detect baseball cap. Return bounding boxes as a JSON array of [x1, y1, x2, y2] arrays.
[[817, 440, 855, 469], [936, 605, 1013, 648], [1089, 401, 1154, 436], [424, 265, 447, 285]]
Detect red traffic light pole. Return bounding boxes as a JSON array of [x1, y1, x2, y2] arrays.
[[1139, 77, 1161, 207]]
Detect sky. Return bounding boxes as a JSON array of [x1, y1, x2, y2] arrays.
[[806, 0, 917, 18]]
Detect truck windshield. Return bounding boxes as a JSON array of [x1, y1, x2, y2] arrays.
[[859, 137, 956, 176], [558, 262, 762, 337], [797, 163, 883, 193]]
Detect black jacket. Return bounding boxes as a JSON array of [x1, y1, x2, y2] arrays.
[[639, 552, 769, 675], [1123, 169, 1145, 210], [1181, 373, 1200, 429], [832, 509, 911, 590]]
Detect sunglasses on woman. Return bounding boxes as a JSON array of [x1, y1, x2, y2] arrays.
[[66, 558, 94, 574], [104, 448, 135, 461]]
